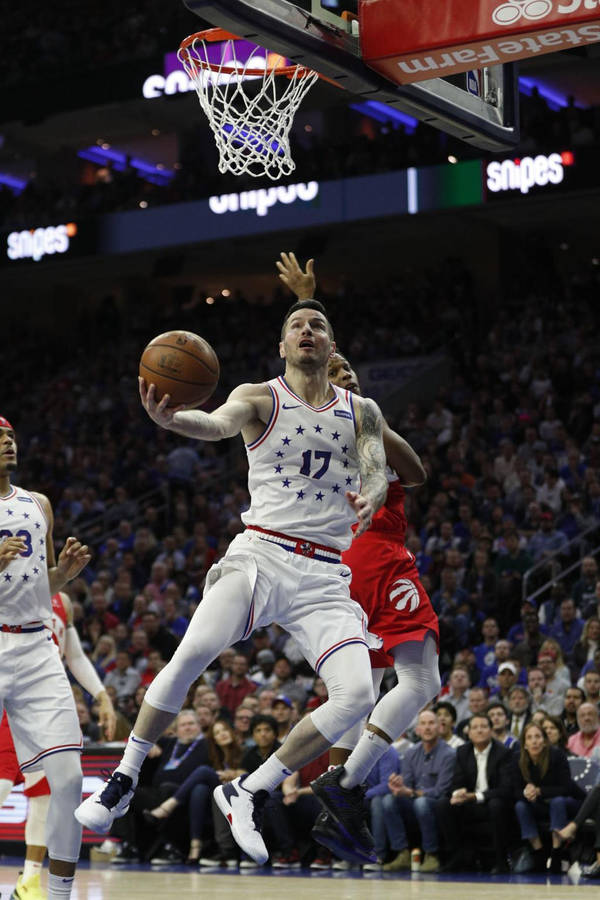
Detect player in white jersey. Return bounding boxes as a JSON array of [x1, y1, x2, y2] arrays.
[[76, 296, 388, 866], [0, 416, 91, 900], [0, 590, 116, 900]]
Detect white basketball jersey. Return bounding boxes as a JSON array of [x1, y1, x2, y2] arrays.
[[0, 485, 52, 626], [241, 377, 361, 551]]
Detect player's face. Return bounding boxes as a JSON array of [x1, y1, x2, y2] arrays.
[[279, 310, 334, 372], [0, 427, 17, 473], [328, 354, 361, 394]]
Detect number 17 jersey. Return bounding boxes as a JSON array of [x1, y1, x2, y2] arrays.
[[241, 376, 361, 551]]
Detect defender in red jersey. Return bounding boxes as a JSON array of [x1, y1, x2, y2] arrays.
[[277, 254, 441, 864]]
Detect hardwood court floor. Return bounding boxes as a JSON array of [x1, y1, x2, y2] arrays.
[[0, 859, 597, 899]]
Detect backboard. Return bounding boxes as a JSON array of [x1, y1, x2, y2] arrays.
[[182, 0, 519, 151]]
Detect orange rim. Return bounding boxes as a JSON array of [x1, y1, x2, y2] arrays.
[[178, 28, 318, 79]]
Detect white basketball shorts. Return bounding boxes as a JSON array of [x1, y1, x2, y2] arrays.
[[0, 630, 82, 772], [204, 530, 381, 674]]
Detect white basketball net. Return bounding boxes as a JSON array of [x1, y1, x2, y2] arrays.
[[178, 35, 319, 180]]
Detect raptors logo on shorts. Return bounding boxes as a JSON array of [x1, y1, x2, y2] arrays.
[[389, 578, 421, 613], [342, 479, 439, 667]]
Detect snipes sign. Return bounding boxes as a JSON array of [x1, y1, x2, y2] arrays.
[[360, 0, 600, 83]]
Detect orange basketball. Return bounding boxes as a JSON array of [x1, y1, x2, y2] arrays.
[[139, 330, 220, 408]]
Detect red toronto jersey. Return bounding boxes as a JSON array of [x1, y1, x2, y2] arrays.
[[343, 479, 439, 667]]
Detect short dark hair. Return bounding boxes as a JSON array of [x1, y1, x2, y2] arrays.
[[280, 299, 333, 340], [486, 700, 508, 716], [469, 713, 492, 728], [250, 714, 278, 736], [434, 701, 457, 722]]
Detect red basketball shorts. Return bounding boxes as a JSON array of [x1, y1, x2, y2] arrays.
[[342, 534, 439, 668]]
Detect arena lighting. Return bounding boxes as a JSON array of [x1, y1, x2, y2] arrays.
[[0, 173, 28, 195], [518, 77, 587, 111], [77, 147, 174, 186], [350, 100, 418, 133]]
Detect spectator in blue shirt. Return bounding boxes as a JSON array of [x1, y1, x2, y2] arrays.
[[551, 597, 584, 665], [381, 710, 455, 874], [364, 745, 401, 867], [527, 511, 569, 562], [473, 618, 500, 673]]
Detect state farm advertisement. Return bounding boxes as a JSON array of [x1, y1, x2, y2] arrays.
[[359, 0, 600, 83]]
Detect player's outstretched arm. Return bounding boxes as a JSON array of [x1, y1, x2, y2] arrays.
[[276, 251, 316, 300], [139, 379, 264, 442], [383, 422, 427, 487], [348, 396, 388, 537]]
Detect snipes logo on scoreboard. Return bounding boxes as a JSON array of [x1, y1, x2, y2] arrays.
[[7, 222, 78, 262], [486, 150, 575, 194]]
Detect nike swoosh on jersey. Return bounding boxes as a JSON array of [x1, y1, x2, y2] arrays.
[[282, 403, 301, 410]]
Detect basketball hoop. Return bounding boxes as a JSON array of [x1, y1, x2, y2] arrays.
[[178, 28, 321, 180]]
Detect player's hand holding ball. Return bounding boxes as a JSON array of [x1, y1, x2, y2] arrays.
[[139, 331, 220, 425]]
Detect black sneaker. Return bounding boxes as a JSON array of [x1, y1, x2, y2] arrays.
[[109, 842, 140, 865], [150, 843, 185, 866], [310, 768, 376, 864]]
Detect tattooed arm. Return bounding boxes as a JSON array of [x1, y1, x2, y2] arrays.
[[347, 396, 388, 537]]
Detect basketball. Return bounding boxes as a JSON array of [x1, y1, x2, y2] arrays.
[[139, 330, 220, 408]]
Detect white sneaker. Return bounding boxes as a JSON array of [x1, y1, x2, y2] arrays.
[[362, 861, 382, 871], [75, 771, 135, 834], [213, 776, 269, 865]]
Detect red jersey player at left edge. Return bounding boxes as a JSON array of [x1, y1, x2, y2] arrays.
[[277, 254, 440, 864], [0, 589, 116, 900]]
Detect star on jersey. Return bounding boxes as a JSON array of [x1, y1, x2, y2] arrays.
[[331, 431, 340, 441], [3, 574, 11, 582], [342, 459, 349, 469], [282, 479, 291, 488], [314, 425, 322, 434], [22, 574, 29, 582], [332, 484, 341, 494], [315, 492, 324, 501], [296, 490, 305, 500], [341, 445, 348, 454], [282, 436, 291, 446], [274, 465, 283, 473], [345, 477, 353, 485], [23, 513, 29, 520], [275, 451, 284, 458], [35, 522, 41, 529], [39, 555, 45, 562], [295, 426, 305, 435], [6, 509, 13, 516]]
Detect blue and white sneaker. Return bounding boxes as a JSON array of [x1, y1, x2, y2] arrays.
[[213, 775, 269, 865], [75, 771, 135, 833]]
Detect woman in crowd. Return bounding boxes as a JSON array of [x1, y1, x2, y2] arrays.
[[542, 715, 570, 752], [573, 617, 600, 672], [144, 719, 245, 863], [513, 722, 582, 872]]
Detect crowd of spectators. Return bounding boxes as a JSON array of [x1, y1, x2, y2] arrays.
[[4, 239, 600, 874]]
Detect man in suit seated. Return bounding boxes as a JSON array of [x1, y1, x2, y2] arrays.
[[436, 713, 513, 873]]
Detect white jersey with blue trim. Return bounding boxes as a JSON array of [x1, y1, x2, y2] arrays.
[[241, 376, 361, 551], [0, 485, 52, 626]]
